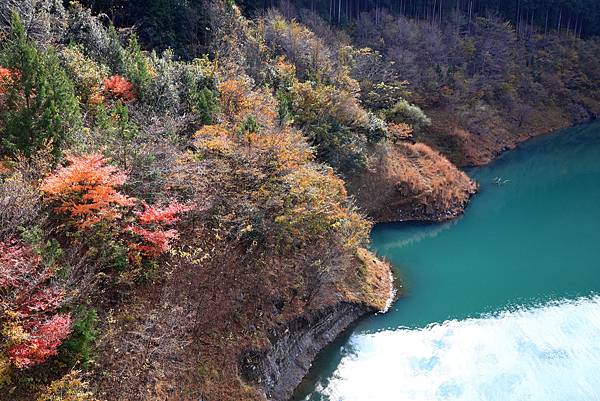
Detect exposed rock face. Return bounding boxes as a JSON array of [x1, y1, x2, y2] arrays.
[[240, 302, 372, 401], [240, 248, 393, 401], [349, 142, 478, 223]]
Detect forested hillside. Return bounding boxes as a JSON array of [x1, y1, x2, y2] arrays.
[[0, 1, 596, 400], [239, 0, 600, 37], [83, 0, 600, 165]]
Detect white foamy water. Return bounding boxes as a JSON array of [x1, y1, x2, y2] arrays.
[[314, 297, 600, 401]]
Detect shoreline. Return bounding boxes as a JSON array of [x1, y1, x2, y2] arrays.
[[457, 115, 598, 169], [284, 117, 599, 400]]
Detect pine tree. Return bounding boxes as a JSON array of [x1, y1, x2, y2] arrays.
[[0, 11, 81, 157]]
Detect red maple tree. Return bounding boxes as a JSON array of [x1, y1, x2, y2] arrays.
[[128, 202, 192, 257], [8, 314, 72, 368]]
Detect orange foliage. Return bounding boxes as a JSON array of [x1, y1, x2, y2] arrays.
[[274, 56, 296, 80], [87, 87, 105, 106], [103, 75, 135, 102], [387, 122, 413, 141], [249, 126, 313, 169], [218, 79, 277, 128], [219, 79, 251, 119], [0, 67, 19, 95], [199, 80, 303, 165], [0, 160, 10, 175], [193, 123, 312, 170], [40, 154, 135, 229], [0, 67, 10, 94], [41, 153, 192, 263], [0, 67, 11, 79], [248, 90, 278, 128], [193, 124, 233, 154]]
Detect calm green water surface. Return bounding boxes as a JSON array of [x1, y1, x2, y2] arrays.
[[297, 121, 600, 401]]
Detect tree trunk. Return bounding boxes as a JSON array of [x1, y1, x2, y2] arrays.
[[558, 8, 562, 34]]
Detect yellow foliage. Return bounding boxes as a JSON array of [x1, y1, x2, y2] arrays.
[[218, 78, 278, 129], [274, 56, 296, 81], [193, 124, 233, 154], [0, 354, 11, 388], [193, 122, 312, 170], [37, 370, 99, 401], [185, 79, 369, 252], [219, 79, 252, 122], [247, 89, 278, 128], [258, 127, 313, 169], [276, 167, 369, 248], [289, 80, 368, 129], [289, 81, 333, 125], [62, 45, 109, 105], [2, 318, 29, 347]]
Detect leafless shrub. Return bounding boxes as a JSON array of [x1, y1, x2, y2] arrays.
[[0, 171, 41, 240], [0, 0, 66, 46]]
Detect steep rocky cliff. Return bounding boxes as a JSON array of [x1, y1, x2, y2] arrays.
[[241, 303, 371, 400], [241, 248, 393, 400]]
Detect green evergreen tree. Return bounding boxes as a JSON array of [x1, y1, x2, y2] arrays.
[[0, 12, 81, 157], [123, 35, 152, 99], [95, 101, 139, 168], [61, 308, 98, 367]]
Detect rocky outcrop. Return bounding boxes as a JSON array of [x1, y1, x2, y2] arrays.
[[240, 302, 372, 401], [240, 248, 393, 401], [349, 142, 478, 223]]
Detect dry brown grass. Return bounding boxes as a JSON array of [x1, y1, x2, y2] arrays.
[[348, 141, 477, 223]]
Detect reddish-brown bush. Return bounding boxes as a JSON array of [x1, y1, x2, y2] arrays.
[[0, 67, 17, 93], [103, 75, 135, 102], [0, 239, 71, 369], [8, 314, 72, 369], [0, 67, 20, 100], [128, 202, 192, 258]]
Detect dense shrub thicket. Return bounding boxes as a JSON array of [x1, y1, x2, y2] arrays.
[[81, 1, 600, 166], [0, 2, 394, 399]]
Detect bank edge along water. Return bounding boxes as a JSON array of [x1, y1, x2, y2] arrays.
[[299, 121, 600, 401]]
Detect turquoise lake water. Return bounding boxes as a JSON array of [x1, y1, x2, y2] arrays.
[[296, 121, 600, 401]]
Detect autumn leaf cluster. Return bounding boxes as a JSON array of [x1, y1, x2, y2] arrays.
[[0, 239, 71, 370]]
